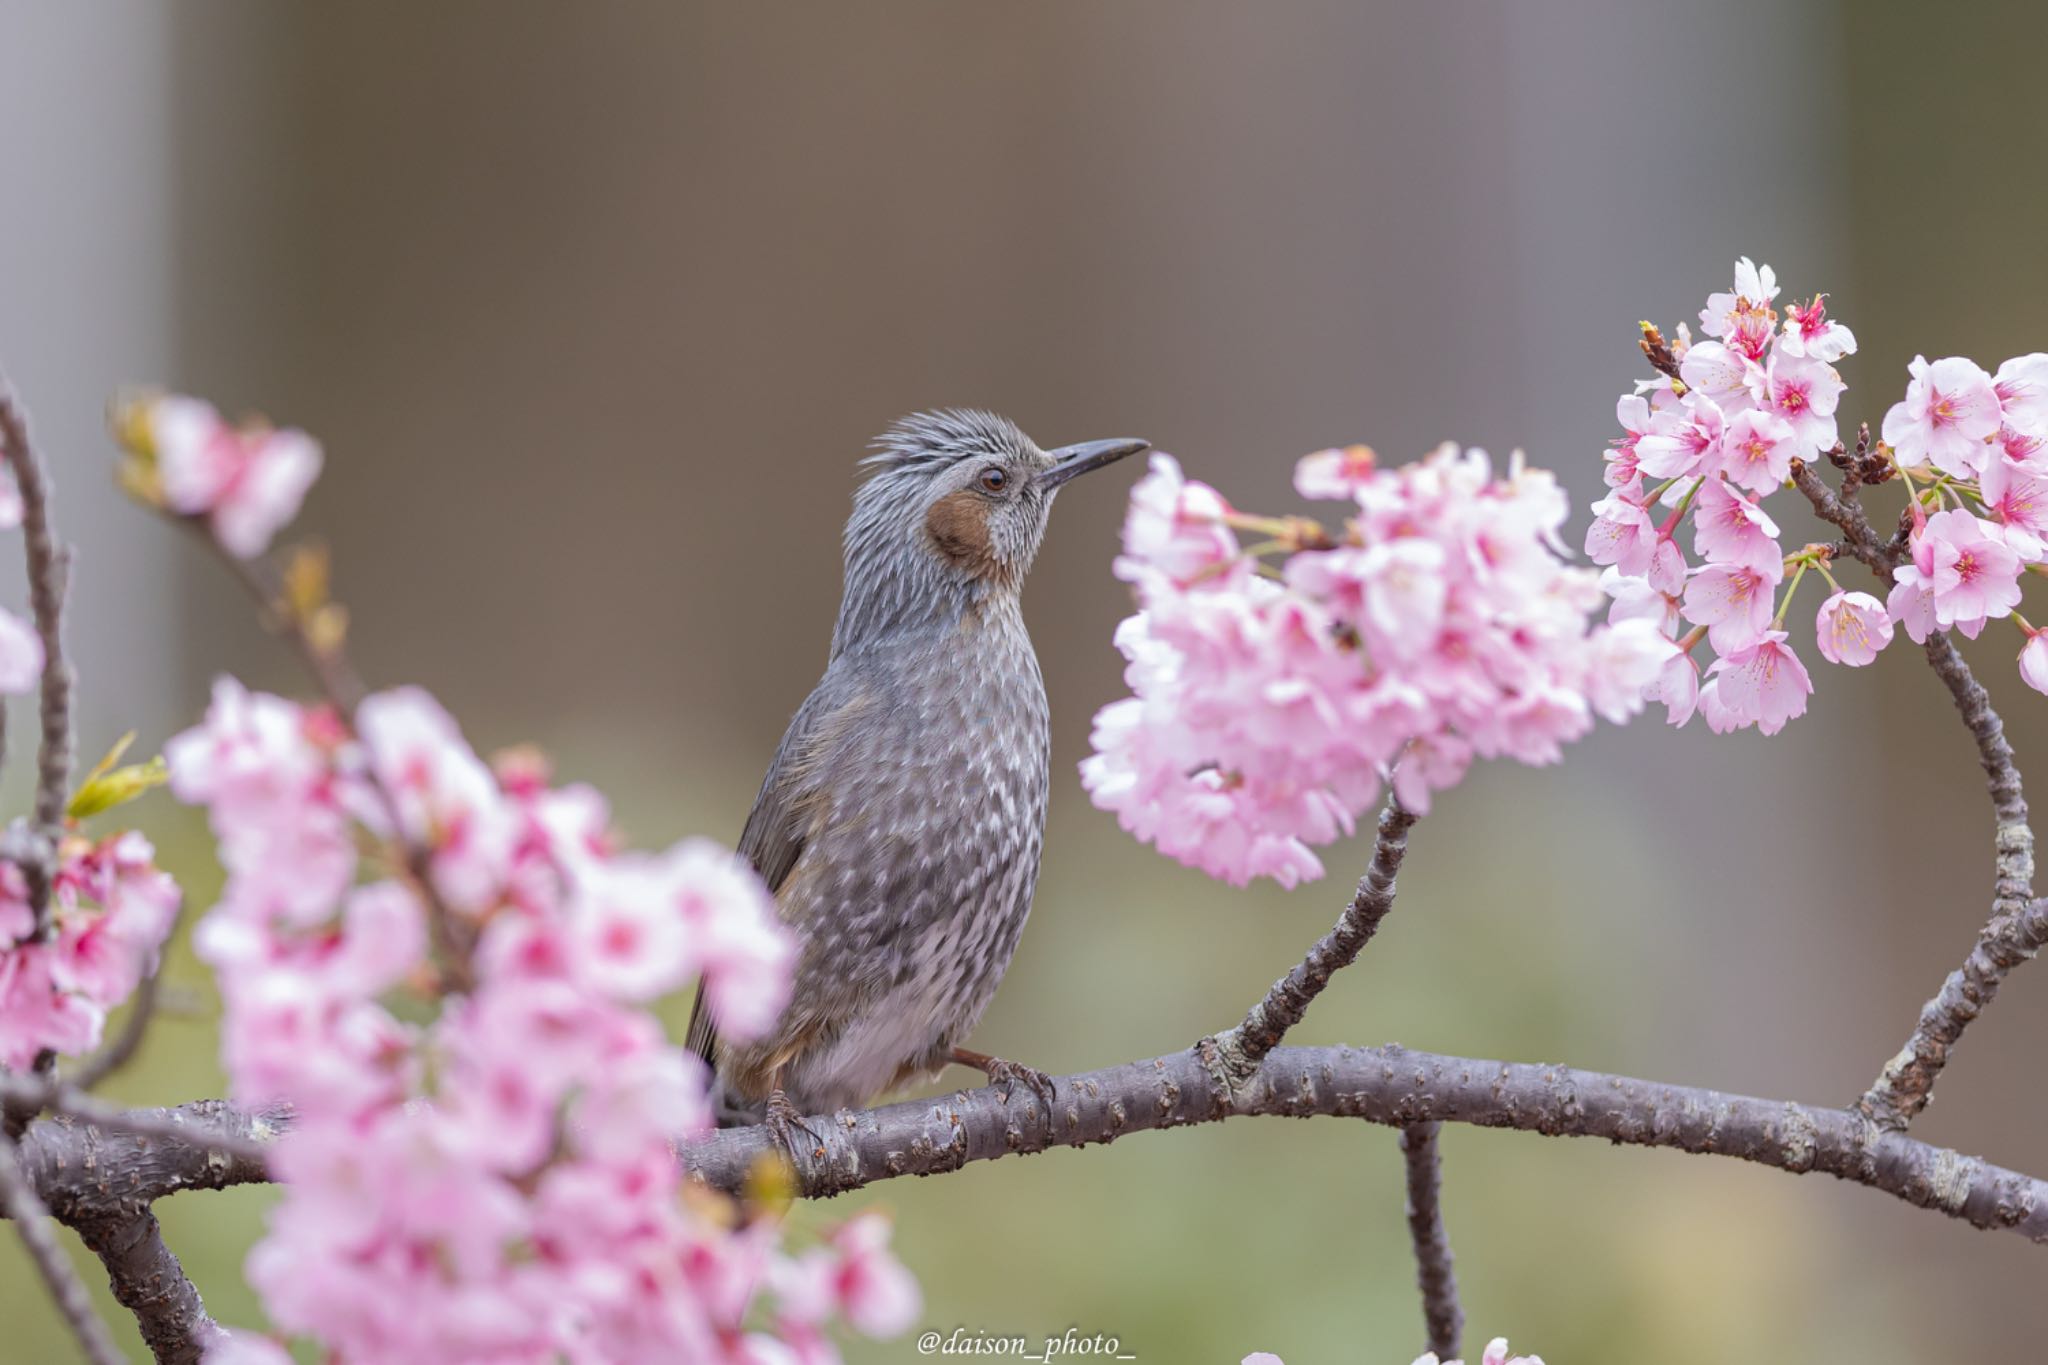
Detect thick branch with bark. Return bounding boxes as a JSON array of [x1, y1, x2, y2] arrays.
[[70, 1209, 219, 1365], [18, 1045, 2048, 1244], [1789, 458, 1896, 580], [15, 1099, 281, 1219], [1399, 1122, 1461, 1360], [681, 1043, 2048, 1243], [0, 1133, 126, 1365]]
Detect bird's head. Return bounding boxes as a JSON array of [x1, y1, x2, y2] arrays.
[[833, 410, 1146, 651]]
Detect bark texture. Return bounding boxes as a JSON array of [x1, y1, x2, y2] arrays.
[[680, 1042, 2048, 1244], [1399, 1121, 1462, 1360]]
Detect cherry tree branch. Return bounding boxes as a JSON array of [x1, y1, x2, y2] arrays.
[[682, 1043, 2048, 1242], [0, 384, 78, 1136], [69, 1209, 219, 1365], [0, 1077, 276, 1167], [19, 1044, 2048, 1246], [1399, 1122, 1462, 1360], [1789, 457, 2044, 1128], [6, 1097, 268, 1364], [1789, 458, 1896, 579], [0, 384, 77, 864], [1213, 799, 1417, 1086], [0, 1132, 126, 1365], [14, 1100, 280, 1220]]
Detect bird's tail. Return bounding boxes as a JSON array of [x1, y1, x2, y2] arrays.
[[687, 980, 772, 1129]]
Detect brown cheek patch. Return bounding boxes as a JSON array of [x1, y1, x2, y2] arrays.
[[925, 490, 999, 576]]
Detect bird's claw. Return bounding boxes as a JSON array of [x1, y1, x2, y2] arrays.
[[952, 1048, 1057, 1111], [764, 1087, 821, 1158]]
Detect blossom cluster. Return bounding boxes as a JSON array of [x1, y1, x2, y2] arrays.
[[0, 830, 180, 1071], [0, 444, 176, 1072], [119, 393, 323, 558], [129, 387, 918, 1365], [1081, 444, 1675, 887], [174, 675, 916, 1364], [1244, 1337, 1545, 1365], [1587, 257, 2048, 729]]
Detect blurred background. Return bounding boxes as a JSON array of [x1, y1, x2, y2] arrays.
[[3, 1, 2047, 1359]]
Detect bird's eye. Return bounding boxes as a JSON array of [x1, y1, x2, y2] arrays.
[[978, 466, 1009, 494]]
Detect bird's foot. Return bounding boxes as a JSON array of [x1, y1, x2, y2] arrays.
[[763, 1087, 821, 1160], [949, 1046, 1057, 1111]]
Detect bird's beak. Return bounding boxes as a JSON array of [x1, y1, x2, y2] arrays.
[[1037, 437, 1151, 491]]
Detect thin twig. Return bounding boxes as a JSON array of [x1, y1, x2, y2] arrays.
[[0, 1133, 126, 1365], [0, 390, 75, 832], [1791, 455, 2043, 1128], [1399, 1122, 1462, 1360], [0, 385, 76, 1130], [1214, 799, 1417, 1086]]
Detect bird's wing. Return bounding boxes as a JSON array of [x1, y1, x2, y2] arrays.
[[686, 678, 864, 1073]]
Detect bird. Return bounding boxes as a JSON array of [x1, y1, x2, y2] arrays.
[[686, 409, 1148, 1134]]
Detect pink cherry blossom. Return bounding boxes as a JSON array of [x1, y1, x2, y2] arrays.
[[0, 832, 182, 1071], [1087, 442, 1640, 885], [149, 395, 323, 558], [1881, 355, 2001, 477], [1778, 294, 1857, 362], [1699, 256, 1778, 341], [1690, 476, 1782, 575], [0, 606, 44, 694], [1583, 619, 1682, 724], [1719, 408, 1798, 494], [1979, 454, 2048, 560], [1747, 351, 1843, 458], [355, 686, 519, 913], [2021, 632, 2048, 696], [1634, 394, 1725, 481], [1677, 339, 1753, 411], [1646, 648, 1701, 727], [1887, 565, 1938, 644], [777, 1214, 922, 1339], [1116, 453, 1241, 590], [1918, 507, 2022, 629], [1701, 631, 1813, 736], [1994, 352, 2048, 435], [162, 672, 904, 1364], [1293, 444, 1378, 499], [1601, 566, 1680, 634], [1814, 589, 1894, 666], [1585, 492, 1659, 577], [1997, 422, 2047, 466], [1682, 562, 1778, 653]]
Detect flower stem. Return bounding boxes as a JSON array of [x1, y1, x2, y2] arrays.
[[1773, 563, 1809, 629]]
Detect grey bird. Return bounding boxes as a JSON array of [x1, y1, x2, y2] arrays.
[[686, 410, 1147, 1130]]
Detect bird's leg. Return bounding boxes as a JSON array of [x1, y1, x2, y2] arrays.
[[762, 1069, 821, 1158], [948, 1045, 1057, 1111]]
